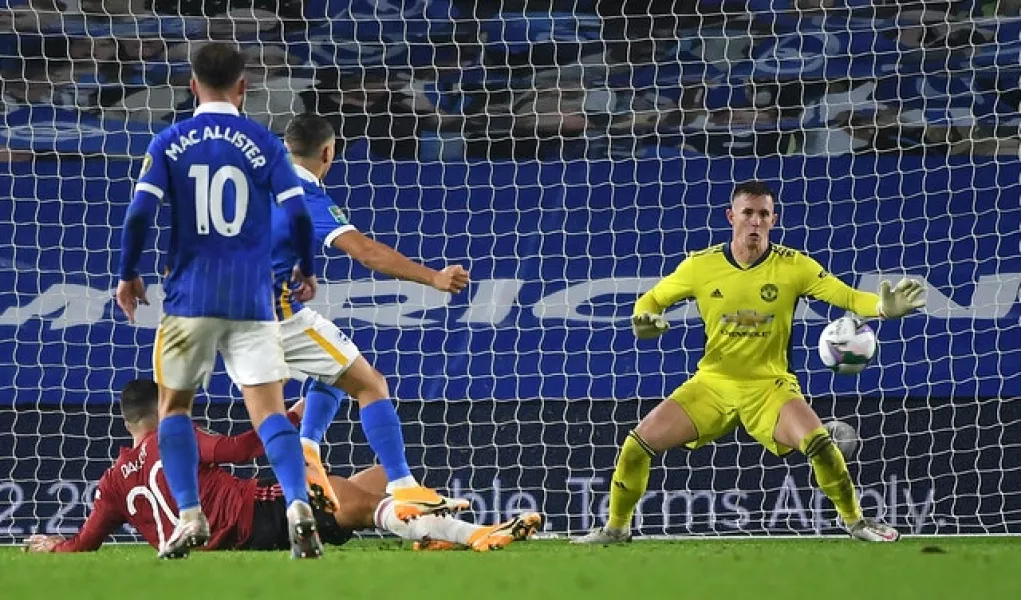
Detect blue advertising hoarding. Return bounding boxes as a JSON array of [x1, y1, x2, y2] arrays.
[[2, 154, 1019, 404], [1, 396, 1018, 539]]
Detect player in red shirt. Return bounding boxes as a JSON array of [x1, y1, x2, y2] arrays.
[[23, 379, 541, 554]]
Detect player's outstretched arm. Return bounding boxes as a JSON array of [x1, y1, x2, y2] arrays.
[[799, 255, 925, 320], [24, 473, 123, 553], [332, 230, 469, 294], [196, 408, 303, 464]]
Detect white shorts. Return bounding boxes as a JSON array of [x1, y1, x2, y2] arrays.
[[154, 315, 289, 390], [280, 308, 361, 384]]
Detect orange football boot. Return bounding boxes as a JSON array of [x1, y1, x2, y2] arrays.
[[466, 512, 543, 552]]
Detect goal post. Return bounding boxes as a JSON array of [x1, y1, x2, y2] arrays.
[[1, 1, 1020, 540]]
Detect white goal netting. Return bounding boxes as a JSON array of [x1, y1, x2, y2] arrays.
[[1, 0, 1019, 541]]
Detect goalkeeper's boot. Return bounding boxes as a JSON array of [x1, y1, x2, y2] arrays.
[[412, 539, 465, 551], [158, 508, 210, 559], [286, 500, 324, 559], [570, 526, 632, 545], [467, 512, 543, 552], [848, 518, 900, 542], [302, 442, 340, 513], [391, 486, 471, 521]]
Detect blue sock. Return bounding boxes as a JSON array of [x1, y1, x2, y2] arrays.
[[300, 380, 344, 444], [258, 413, 309, 506], [360, 400, 412, 482], [158, 414, 200, 511]]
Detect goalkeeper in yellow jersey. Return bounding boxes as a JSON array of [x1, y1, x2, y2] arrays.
[[573, 181, 925, 544]]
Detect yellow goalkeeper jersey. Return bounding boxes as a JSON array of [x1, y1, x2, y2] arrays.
[[635, 243, 881, 380]]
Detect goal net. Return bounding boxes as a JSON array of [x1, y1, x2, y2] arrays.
[[1, 0, 1019, 541]]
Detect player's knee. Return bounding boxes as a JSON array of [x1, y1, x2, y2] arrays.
[[158, 389, 193, 417], [350, 369, 390, 407], [801, 429, 846, 470], [620, 430, 656, 466]]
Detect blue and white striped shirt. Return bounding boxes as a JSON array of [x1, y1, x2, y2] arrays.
[[119, 102, 313, 321]]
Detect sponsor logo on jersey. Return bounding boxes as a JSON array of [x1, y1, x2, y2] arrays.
[[721, 310, 774, 328], [711, 289, 724, 298]]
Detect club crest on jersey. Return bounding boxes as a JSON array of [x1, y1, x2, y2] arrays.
[[139, 153, 152, 177], [329, 205, 349, 225], [760, 283, 779, 302], [721, 310, 774, 328]]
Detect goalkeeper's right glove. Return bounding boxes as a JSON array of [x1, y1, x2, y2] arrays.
[[876, 277, 926, 319], [632, 311, 670, 339]]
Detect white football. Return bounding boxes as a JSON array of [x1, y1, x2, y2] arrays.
[[818, 316, 877, 375], [824, 420, 859, 460]]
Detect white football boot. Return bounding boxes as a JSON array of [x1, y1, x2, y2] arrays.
[[286, 500, 324, 559], [571, 526, 632, 545], [158, 508, 210, 559], [848, 517, 901, 542]]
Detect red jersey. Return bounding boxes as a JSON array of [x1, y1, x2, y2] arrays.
[[53, 414, 298, 552]]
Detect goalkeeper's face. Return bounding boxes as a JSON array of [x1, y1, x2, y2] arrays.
[[727, 192, 777, 252]]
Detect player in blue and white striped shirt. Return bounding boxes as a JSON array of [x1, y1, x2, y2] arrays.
[[115, 43, 323, 560], [270, 114, 471, 519]]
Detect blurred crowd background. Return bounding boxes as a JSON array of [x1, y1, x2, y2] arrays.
[[2, 0, 1020, 162]]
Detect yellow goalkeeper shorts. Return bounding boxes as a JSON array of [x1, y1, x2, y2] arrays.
[[667, 372, 804, 456]]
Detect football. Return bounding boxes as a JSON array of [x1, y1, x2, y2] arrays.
[[824, 420, 860, 460], [818, 316, 877, 375]]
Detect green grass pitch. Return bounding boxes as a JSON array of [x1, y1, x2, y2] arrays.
[[2, 537, 1018, 599]]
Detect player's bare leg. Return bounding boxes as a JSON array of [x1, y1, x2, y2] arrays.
[[335, 359, 469, 520], [411, 512, 543, 552], [774, 397, 899, 542], [573, 398, 698, 544], [325, 469, 536, 551], [244, 382, 323, 558], [242, 381, 289, 428]]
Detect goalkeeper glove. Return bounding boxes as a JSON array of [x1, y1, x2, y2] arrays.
[[632, 311, 670, 339], [876, 277, 926, 319]]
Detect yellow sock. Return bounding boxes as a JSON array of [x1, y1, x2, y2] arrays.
[[800, 426, 862, 524], [607, 431, 654, 531]]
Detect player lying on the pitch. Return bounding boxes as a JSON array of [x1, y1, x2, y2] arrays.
[[23, 379, 541, 554], [574, 181, 925, 545]]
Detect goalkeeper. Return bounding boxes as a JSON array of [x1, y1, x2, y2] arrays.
[[574, 182, 925, 544]]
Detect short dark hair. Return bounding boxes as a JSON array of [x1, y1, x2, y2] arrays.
[[120, 379, 158, 424], [732, 181, 777, 204], [285, 114, 337, 159], [191, 43, 246, 91]]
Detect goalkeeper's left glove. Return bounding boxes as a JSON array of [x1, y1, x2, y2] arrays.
[[876, 277, 926, 319]]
